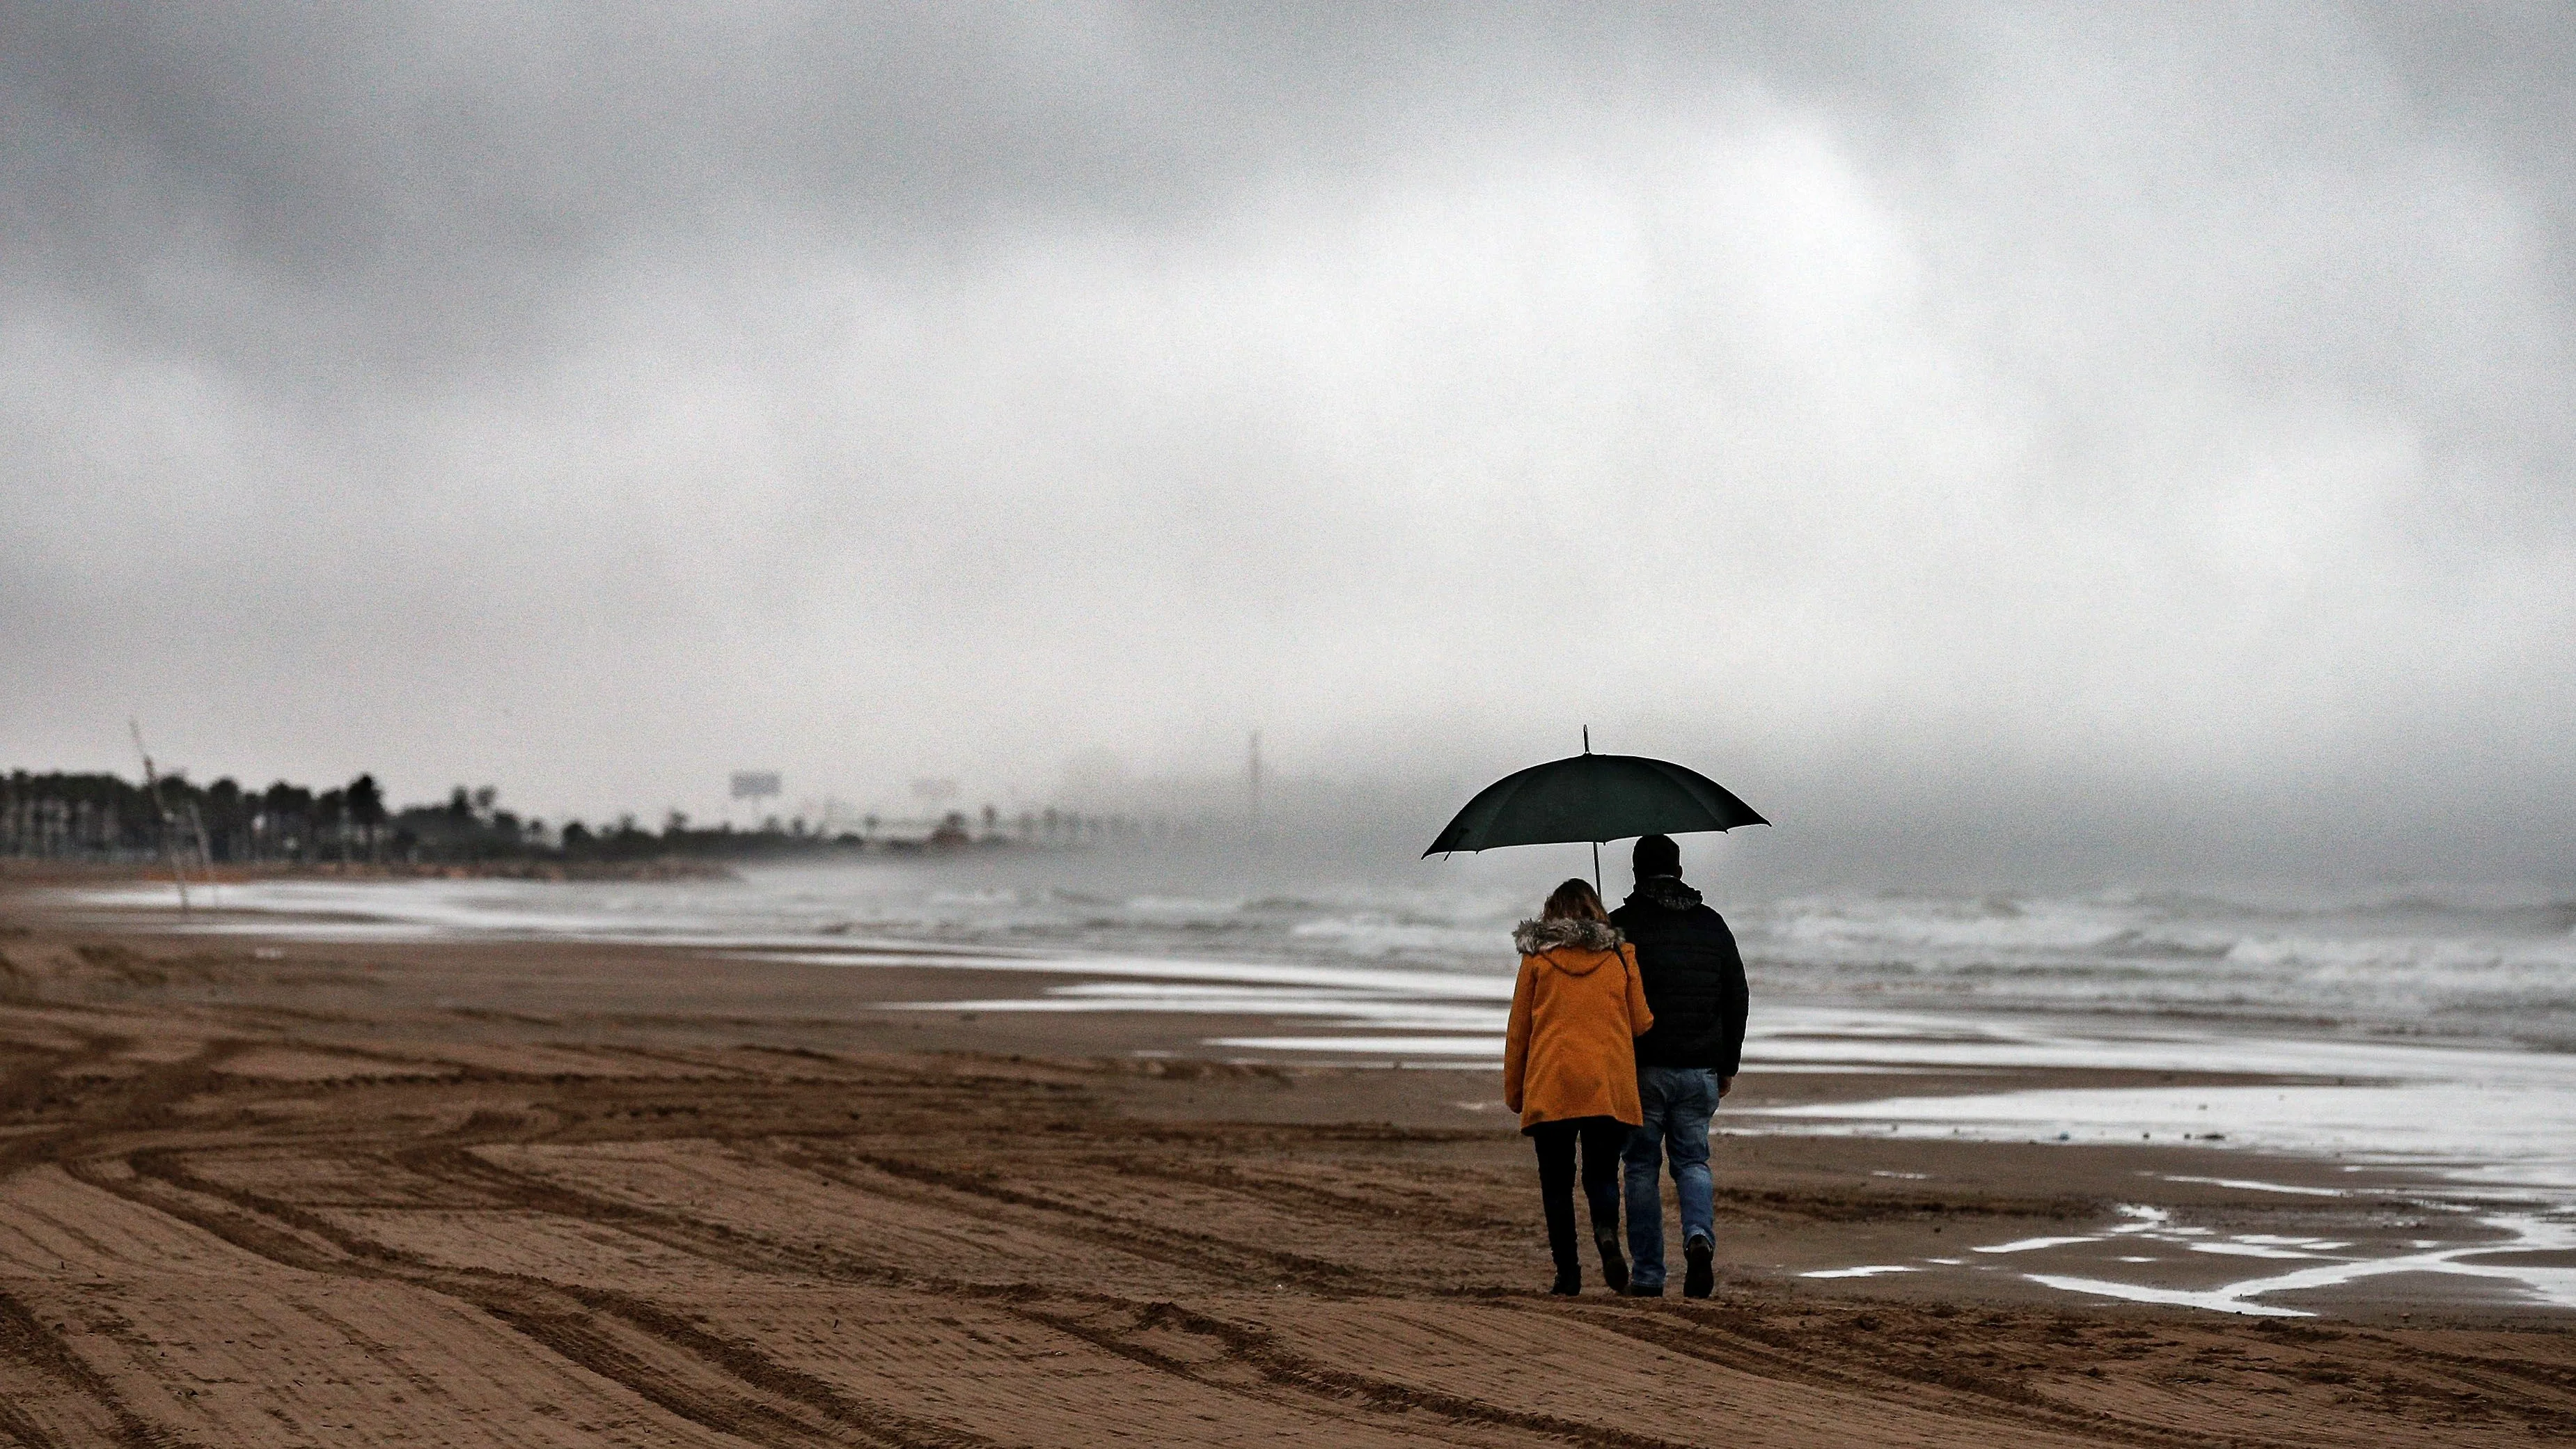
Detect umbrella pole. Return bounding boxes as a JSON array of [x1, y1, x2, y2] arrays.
[[1585, 728, 1599, 895]]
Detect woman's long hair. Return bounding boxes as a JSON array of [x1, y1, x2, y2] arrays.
[[1541, 878, 1608, 923]]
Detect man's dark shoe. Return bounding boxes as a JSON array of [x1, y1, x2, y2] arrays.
[[1595, 1230, 1630, 1295], [1550, 1266, 1581, 1296], [1625, 1282, 1665, 1297], [1683, 1236, 1715, 1299]]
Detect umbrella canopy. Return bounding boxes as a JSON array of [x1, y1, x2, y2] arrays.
[[1422, 752, 1767, 857]]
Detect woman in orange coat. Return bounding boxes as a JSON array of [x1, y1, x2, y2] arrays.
[[1503, 877, 1654, 1294]]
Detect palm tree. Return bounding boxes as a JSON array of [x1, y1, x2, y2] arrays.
[[347, 775, 386, 863]]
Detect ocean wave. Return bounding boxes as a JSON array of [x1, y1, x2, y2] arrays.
[[71, 864, 2576, 1045], [1287, 914, 1511, 958]]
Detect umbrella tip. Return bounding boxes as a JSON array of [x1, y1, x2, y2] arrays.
[[1582, 726, 1590, 754]]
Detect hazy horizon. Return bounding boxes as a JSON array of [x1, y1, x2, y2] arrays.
[[8, 3, 2573, 886]]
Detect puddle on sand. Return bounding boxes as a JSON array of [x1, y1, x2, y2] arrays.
[[1796, 1204, 2576, 1316], [1736, 1035, 2576, 1315]]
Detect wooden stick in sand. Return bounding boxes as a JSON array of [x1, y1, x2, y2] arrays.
[[129, 719, 191, 916]]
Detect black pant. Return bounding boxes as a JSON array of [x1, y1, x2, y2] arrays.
[[1527, 1115, 1626, 1272]]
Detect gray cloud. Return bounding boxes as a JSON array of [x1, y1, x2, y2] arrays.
[[4, 2, 2572, 882]]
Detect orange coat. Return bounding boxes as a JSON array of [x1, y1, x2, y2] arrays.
[[1502, 921, 1654, 1130]]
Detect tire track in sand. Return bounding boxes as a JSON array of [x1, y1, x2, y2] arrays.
[[0, 1033, 161, 1176], [416, 1142, 1599, 1446], [397, 1143, 1534, 1446], [79, 1145, 998, 1449], [399, 1135, 1651, 1444], [1551, 1303, 2218, 1449], [0, 1286, 199, 1449], [1081, 1152, 1517, 1235], [1019, 1297, 1714, 1449], [0, 1040, 242, 1449], [14, 982, 2558, 1449], [819, 1148, 1363, 1291], [397, 1141, 914, 1290], [402, 1133, 2162, 1446]]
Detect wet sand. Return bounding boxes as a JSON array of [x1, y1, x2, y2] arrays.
[[1, 888, 2570, 1446]]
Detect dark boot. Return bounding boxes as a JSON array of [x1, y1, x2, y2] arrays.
[[1550, 1264, 1581, 1296], [1596, 1228, 1630, 1295], [1683, 1235, 1715, 1299]]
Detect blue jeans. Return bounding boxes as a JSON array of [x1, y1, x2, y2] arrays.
[[1624, 1066, 1718, 1290]]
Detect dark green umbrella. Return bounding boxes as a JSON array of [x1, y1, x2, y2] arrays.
[[1423, 735, 1766, 888]]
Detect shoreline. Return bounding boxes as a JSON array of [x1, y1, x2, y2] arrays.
[[58, 874, 2576, 1212], [15, 884, 2573, 1315], [0, 856, 741, 884], [3, 882, 2572, 1443]]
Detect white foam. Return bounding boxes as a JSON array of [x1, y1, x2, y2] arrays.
[[1741, 1049, 2576, 1201], [2163, 1175, 2347, 1196], [1207, 1035, 1502, 1057], [1796, 1205, 2576, 1316], [2192, 1242, 2329, 1260], [831, 945, 1497, 989], [2024, 1275, 2318, 1317]]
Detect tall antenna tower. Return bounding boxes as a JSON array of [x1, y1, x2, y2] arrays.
[[1247, 730, 1263, 833]]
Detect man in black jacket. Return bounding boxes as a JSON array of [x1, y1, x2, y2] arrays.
[[1609, 833, 1748, 1298]]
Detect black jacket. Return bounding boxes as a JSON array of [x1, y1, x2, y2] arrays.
[[1610, 877, 1748, 1075]]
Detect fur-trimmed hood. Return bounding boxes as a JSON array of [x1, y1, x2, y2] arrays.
[[1513, 916, 1624, 966]]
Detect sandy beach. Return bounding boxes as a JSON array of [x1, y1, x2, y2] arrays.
[[17, 3, 2576, 1439], [0, 877, 2565, 1446]]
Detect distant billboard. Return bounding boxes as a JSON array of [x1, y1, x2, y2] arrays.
[[729, 772, 782, 801]]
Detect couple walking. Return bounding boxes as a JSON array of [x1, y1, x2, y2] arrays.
[[1502, 833, 1748, 1297]]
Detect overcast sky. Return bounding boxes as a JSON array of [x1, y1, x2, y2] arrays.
[[5, 3, 2571, 882]]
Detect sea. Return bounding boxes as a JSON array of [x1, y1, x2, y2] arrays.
[[69, 852, 2576, 1313]]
